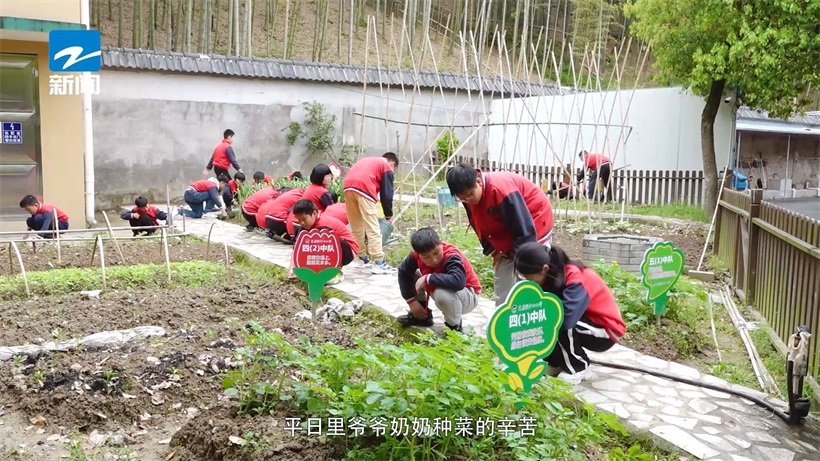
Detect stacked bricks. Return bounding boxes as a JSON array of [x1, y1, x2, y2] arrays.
[[580, 234, 663, 275]]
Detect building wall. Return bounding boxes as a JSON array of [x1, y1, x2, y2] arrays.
[[737, 131, 820, 191], [92, 70, 488, 208], [0, 0, 80, 23], [487, 87, 733, 173], [0, 39, 85, 233]]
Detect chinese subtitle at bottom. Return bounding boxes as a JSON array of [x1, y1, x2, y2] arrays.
[[282, 416, 538, 437]]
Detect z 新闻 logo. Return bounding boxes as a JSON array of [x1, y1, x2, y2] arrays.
[[49, 30, 102, 72]]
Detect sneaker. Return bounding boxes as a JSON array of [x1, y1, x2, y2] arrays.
[[397, 311, 434, 327], [371, 261, 397, 275], [561, 368, 590, 385], [254, 228, 267, 235], [358, 256, 373, 268], [326, 272, 345, 286], [445, 322, 463, 333], [245, 225, 256, 232]]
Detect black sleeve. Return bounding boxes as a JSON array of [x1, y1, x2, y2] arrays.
[[380, 171, 395, 218], [226, 146, 241, 170], [208, 187, 223, 208], [498, 191, 537, 257], [397, 253, 420, 302], [427, 255, 467, 291], [155, 209, 168, 221], [320, 191, 334, 209], [120, 210, 132, 220], [561, 283, 591, 330]]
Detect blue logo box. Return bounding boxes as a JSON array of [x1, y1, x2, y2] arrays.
[[49, 30, 102, 72]]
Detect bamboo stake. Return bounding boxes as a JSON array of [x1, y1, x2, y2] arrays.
[[234, 0, 240, 55], [317, 0, 330, 61], [206, 222, 216, 258], [118, 0, 123, 47], [357, 16, 372, 148], [337, 0, 342, 59], [7, 242, 12, 273], [51, 209, 62, 264], [149, 0, 157, 48], [228, 0, 234, 54], [10, 242, 30, 298], [101, 211, 127, 264], [246, 0, 253, 57], [184, 0, 193, 52], [348, 0, 354, 64], [283, 0, 289, 58], [162, 228, 172, 282], [96, 235, 107, 288]]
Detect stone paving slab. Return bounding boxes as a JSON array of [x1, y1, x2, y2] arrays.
[[174, 214, 820, 460]]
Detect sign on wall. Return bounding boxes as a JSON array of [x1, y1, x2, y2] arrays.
[[2, 122, 22, 145], [291, 229, 342, 301], [486, 281, 564, 393], [640, 241, 685, 316]]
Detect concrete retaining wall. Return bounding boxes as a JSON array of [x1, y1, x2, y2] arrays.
[[581, 234, 663, 274]]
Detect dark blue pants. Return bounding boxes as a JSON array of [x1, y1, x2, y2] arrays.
[[182, 190, 215, 218], [129, 214, 158, 235], [27, 215, 68, 239], [586, 163, 612, 201]]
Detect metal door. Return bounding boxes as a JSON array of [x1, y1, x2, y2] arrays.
[[0, 53, 41, 219]]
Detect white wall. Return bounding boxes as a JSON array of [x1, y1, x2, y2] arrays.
[[487, 87, 733, 172]]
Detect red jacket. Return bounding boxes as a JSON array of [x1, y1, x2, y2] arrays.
[[257, 188, 304, 227], [343, 156, 395, 217], [463, 171, 553, 257], [190, 179, 217, 193], [558, 264, 626, 342], [242, 187, 280, 214], [228, 180, 239, 193], [121, 205, 167, 225], [287, 202, 349, 237], [299, 213, 359, 256], [36, 203, 68, 222], [253, 175, 273, 185], [207, 139, 240, 170], [301, 184, 334, 211], [398, 242, 481, 305], [584, 154, 610, 170]]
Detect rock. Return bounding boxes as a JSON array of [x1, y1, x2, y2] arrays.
[[295, 310, 313, 320], [70, 363, 82, 372], [146, 357, 160, 365], [80, 290, 102, 300], [88, 430, 108, 447], [186, 407, 200, 419], [228, 436, 247, 446]]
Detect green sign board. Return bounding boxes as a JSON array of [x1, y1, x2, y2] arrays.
[[640, 241, 685, 316], [486, 281, 564, 393]]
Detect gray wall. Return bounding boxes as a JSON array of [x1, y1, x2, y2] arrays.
[[93, 70, 490, 208]]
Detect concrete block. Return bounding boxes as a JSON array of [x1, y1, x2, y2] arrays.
[[619, 264, 642, 274], [588, 241, 612, 250]]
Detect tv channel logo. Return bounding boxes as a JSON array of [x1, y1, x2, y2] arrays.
[[49, 30, 102, 72]]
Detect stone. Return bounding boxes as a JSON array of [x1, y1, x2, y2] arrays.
[[650, 385, 679, 397], [601, 391, 635, 404], [692, 413, 722, 424], [681, 390, 708, 399], [695, 433, 737, 452], [626, 404, 648, 416], [630, 420, 651, 430], [702, 426, 721, 435], [598, 402, 630, 419], [701, 388, 732, 399], [658, 415, 698, 430], [668, 362, 702, 380], [576, 390, 608, 405], [657, 396, 686, 408], [633, 413, 655, 423], [730, 456, 755, 461], [630, 392, 646, 402], [647, 399, 665, 408], [590, 378, 631, 392], [746, 431, 779, 444], [756, 446, 795, 461], [643, 374, 673, 385], [650, 425, 720, 459], [724, 435, 752, 449], [660, 407, 681, 416], [688, 399, 719, 414]]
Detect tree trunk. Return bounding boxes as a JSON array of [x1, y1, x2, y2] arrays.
[[701, 79, 726, 217]]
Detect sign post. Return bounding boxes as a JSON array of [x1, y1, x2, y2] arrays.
[[640, 241, 685, 326], [486, 281, 564, 393], [291, 229, 342, 304]]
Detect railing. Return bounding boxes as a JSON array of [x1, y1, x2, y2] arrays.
[[715, 188, 820, 377], [453, 156, 704, 205]]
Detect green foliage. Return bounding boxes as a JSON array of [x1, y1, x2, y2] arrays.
[[435, 131, 460, 179], [237, 182, 267, 204], [284, 101, 362, 167], [273, 176, 346, 203], [0, 261, 226, 299], [598, 202, 709, 223], [624, 0, 819, 119], [223, 324, 667, 460]]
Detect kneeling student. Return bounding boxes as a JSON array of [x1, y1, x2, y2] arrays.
[[121, 196, 168, 236], [19, 195, 69, 239], [287, 199, 358, 286], [396, 227, 482, 333]]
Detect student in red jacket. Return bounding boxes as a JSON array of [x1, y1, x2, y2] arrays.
[[548, 181, 576, 200], [286, 191, 348, 239], [181, 175, 228, 218], [578, 150, 612, 201], [120, 196, 168, 236], [241, 186, 281, 231], [252, 171, 273, 186], [19, 195, 69, 239], [396, 228, 482, 333], [257, 188, 304, 239], [302, 164, 335, 211], [514, 242, 626, 383], [203, 129, 242, 178], [343, 152, 398, 274], [446, 164, 554, 306], [223, 171, 246, 212], [287, 199, 360, 285]]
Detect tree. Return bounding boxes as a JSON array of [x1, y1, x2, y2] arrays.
[[624, 0, 819, 215]]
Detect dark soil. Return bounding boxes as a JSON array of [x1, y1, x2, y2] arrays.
[[0, 238, 233, 276]]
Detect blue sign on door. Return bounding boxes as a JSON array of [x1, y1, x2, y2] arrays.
[[2, 122, 23, 145]]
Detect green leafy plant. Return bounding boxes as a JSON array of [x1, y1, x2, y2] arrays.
[[284, 101, 361, 167], [435, 131, 460, 179]]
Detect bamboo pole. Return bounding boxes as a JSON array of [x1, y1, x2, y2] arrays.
[[228, 0, 235, 54], [149, 0, 157, 49], [96, 235, 107, 288], [357, 16, 372, 148], [101, 211, 127, 264], [7, 242, 12, 273], [234, 0, 240, 55], [348, 0, 354, 64], [162, 228, 172, 282], [246, 0, 253, 57], [206, 222, 216, 258], [337, 0, 343, 59], [118, 0, 123, 47], [10, 242, 30, 298], [283, 0, 289, 58]]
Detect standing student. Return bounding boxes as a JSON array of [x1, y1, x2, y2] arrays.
[[578, 150, 612, 201], [446, 164, 554, 306], [257, 188, 304, 239], [287, 200, 359, 285], [19, 195, 69, 239], [223, 172, 246, 212], [514, 242, 626, 384], [121, 196, 168, 236], [252, 171, 273, 186], [203, 129, 242, 178], [343, 152, 398, 274], [181, 175, 228, 218], [240, 186, 280, 231], [396, 228, 482, 333]]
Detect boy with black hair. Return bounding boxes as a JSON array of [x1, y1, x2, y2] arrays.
[[203, 129, 242, 178], [287, 199, 359, 285], [19, 195, 69, 239], [223, 171, 246, 212], [257, 188, 304, 240], [121, 197, 168, 236], [578, 150, 612, 201], [181, 175, 228, 218], [446, 163, 554, 307], [240, 186, 280, 231], [397, 228, 481, 332], [343, 152, 399, 274], [286, 171, 303, 181], [252, 171, 273, 186]]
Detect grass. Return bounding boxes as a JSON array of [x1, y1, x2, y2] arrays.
[[750, 327, 815, 402], [598, 201, 710, 223]]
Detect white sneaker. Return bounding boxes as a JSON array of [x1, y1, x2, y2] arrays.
[[560, 368, 590, 386], [371, 262, 398, 275], [326, 272, 345, 286], [357, 257, 373, 268]]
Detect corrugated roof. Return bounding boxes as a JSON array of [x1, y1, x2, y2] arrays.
[[100, 47, 571, 98], [737, 106, 820, 126]]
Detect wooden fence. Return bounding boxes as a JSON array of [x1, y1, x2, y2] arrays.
[[453, 156, 704, 205], [715, 189, 820, 377]]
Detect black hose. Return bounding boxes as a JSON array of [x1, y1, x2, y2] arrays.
[[588, 358, 795, 424]]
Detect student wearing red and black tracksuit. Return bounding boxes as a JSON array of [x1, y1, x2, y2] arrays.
[[514, 242, 626, 382], [241, 187, 281, 230], [182, 176, 227, 218], [222, 172, 246, 211], [19, 195, 69, 239], [548, 181, 575, 200], [302, 164, 335, 211], [257, 188, 304, 239], [446, 164, 554, 307], [120, 196, 168, 236], [343, 152, 399, 274], [396, 228, 482, 333], [252, 171, 274, 186], [578, 150, 612, 201], [286, 192, 348, 238], [287, 200, 359, 285], [203, 129, 242, 178]]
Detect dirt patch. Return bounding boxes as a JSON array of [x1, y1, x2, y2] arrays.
[[0, 239, 233, 277]]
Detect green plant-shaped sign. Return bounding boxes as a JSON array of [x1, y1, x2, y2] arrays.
[[640, 241, 685, 316], [291, 229, 342, 301], [486, 281, 564, 393]]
